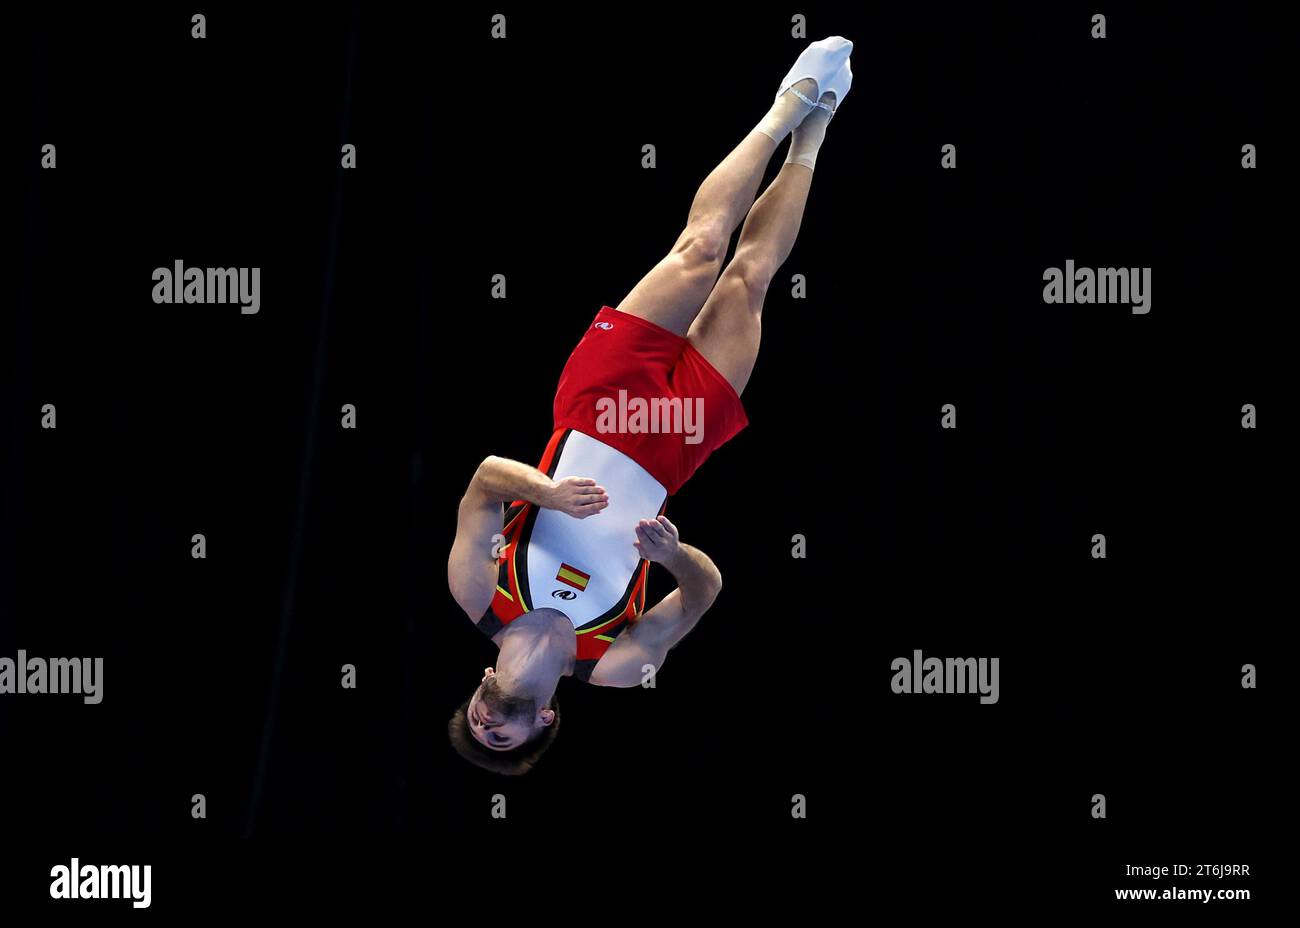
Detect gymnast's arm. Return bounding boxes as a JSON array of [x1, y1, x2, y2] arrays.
[[588, 519, 722, 687], [447, 456, 609, 617]]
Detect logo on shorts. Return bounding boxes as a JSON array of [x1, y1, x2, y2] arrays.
[[594, 321, 614, 330], [552, 589, 577, 601]]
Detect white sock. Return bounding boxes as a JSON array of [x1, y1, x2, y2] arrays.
[[784, 92, 835, 170], [755, 78, 819, 143]]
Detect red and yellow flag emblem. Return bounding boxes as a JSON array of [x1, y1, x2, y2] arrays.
[[555, 563, 590, 591]]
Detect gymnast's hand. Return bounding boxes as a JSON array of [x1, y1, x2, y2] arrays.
[[633, 515, 680, 564], [545, 476, 610, 518]]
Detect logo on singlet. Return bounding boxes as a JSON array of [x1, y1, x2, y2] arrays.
[[556, 562, 590, 591], [594, 321, 614, 330], [552, 589, 577, 601]]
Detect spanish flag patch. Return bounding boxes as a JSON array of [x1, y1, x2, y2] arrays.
[[555, 563, 590, 591]]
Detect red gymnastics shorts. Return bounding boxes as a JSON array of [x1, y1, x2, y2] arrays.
[[552, 305, 749, 496]]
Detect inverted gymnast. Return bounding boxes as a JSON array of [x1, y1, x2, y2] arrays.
[[447, 36, 854, 774]]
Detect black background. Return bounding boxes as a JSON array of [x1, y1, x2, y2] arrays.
[[6, 2, 1286, 915]]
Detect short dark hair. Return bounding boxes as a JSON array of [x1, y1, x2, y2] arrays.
[[447, 693, 561, 776]]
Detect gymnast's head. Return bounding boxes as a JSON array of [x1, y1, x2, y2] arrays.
[[447, 667, 561, 775]]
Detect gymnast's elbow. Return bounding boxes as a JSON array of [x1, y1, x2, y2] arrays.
[[702, 568, 723, 609]]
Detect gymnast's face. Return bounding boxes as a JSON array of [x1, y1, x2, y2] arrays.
[[467, 668, 551, 750]]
